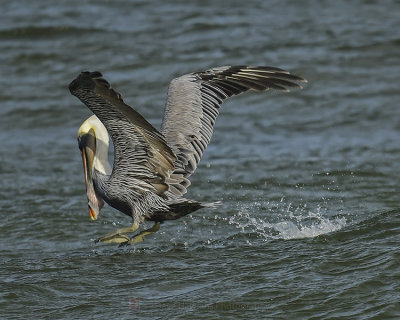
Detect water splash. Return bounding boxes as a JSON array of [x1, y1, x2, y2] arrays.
[[229, 201, 347, 241]]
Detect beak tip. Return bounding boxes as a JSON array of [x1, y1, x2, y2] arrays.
[[89, 207, 98, 221]]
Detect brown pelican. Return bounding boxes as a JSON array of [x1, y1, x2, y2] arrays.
[[69, 66, 306, 245]]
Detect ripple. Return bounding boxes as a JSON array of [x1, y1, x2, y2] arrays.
[[0, 26, 104, 39]]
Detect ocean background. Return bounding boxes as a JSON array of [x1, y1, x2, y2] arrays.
[[1, 0, 399, 319]]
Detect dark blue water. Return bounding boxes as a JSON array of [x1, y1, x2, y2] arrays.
[[1, 1, 400, 319]]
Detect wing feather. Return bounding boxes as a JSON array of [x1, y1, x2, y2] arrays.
[[161, 65, 306, 191], [70, 66, 306, 198]]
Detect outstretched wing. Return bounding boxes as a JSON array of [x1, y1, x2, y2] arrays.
[[161, 65, 306, 189], [69, 71, 176, 196]]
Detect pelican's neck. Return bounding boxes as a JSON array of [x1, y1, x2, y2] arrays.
[[88, 115, 112, 176], [94, 136, 112, 177]]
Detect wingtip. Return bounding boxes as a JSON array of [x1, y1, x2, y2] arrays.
[[69, 71, 103, 94], [69, 71, 125, 103]]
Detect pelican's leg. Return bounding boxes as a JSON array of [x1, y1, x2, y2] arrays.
[[95, 223, 139, 244], [120, 222, 161, 246]]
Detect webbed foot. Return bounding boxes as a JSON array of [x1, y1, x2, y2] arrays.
[[119, 222, 160, 247], [95, 223, 139, 244]]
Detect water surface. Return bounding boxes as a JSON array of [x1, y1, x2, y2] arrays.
[[1, 0, 400, 319]]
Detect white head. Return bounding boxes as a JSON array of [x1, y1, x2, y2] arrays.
[[77, 115, 111, 220]]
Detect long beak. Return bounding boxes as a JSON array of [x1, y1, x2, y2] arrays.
[[79, 132, 103, 220]]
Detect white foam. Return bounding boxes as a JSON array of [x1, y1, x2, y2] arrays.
[[229, 202, 347, 241], [271, 216, 346, 240]]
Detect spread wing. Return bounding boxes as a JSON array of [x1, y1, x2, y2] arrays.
[[69, 71, 177, 196], [161, 65, 306, 191]]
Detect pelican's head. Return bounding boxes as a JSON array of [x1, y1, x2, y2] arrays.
[[77, 115, 111, 220]]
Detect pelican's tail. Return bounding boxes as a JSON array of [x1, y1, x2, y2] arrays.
[[151, 199, 221, 222]]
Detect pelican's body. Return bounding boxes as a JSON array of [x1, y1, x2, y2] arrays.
[[69, 66, 306, 245]]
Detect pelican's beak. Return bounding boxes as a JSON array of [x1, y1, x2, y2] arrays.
[[78, 130, 103, 220]]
